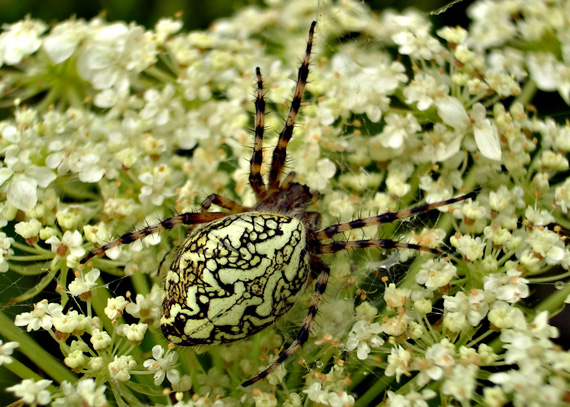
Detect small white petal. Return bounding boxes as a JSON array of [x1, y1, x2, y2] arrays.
[[474, 119, 501, 160], [436, 96, 470, 131]]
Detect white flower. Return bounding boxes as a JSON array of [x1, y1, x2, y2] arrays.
[[416, 259, 457, 290], [443, 290, 489, 331], [384, 283, 410, 309], [104, 296, 127, 320], [376, 112, 420, 149], [403, 73, 448, 110], [6, 379, 52, 405], [52, 379, 107, 407], [140, 84, 182, 127], [125, 288, 162, 322], [138, 165, 175, 206], [52, 310, 82, 334], [385, 389, 436, 407], [45, 230, 85, 267], [64, 350, 86, 369], [143, 345, 180, 385], [68, 269, 100, 297], [14, 299, 63, 331], [303, 382, 328, 405], [0, 340, 19, 365], [14, 218, 42, 239], [0, 232, 15, 272], [0, 18, 47, 65], [108, 355, 137, 382], [528, 52, 570, 104], [416, 341, 455, 386], [436, 97, 501, 160], [345, 320, 384, 360], [441, 364, 478, 403], [305, 158, 337, 191], [450, 234, 485, 261], [487, 301, 526, 330], [118, 322, 148, 344], [42, 20, 87, 63], [77, 23, 151, 90], [392, 30, 444, 60], [90, 329, 113, 350], [527, 228, 565, 265], [483, 269, 529, 303], [384, 345, 412, 382]]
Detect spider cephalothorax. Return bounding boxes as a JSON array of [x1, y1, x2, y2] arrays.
[[82, 21, 476, 387]]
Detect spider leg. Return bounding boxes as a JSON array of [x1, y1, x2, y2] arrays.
[[201, 194, 248, 213], [316, 239, 443, 255], [315, 191, 477, 241], [241, 255, 329, 387], [267, 21, 316, 191], [81, 212, 228, 264], [249, 67, 268, 200], [280, 171, 297, 189]]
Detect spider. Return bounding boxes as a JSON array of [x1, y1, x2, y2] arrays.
[[81, 21, 476, 388]]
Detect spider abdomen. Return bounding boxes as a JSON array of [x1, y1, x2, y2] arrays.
[[160, 212, 310, 345]]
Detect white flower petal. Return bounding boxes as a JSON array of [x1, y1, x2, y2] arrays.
[[474, 119, 501, 160], [7, 175, 37, 212], [436, 96, 470, 131]]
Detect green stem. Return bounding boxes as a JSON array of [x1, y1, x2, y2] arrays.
[[4, 358, 60, 391], [514, 79, 538, 107]]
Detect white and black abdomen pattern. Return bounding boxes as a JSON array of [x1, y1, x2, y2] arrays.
[[161, 212, 310, 345]]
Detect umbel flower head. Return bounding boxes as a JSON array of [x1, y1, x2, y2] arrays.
[[0, 0, 569, 406]]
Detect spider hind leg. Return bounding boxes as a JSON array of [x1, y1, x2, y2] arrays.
[[241, 255, 329, 387], [315, 191, 477, 241]]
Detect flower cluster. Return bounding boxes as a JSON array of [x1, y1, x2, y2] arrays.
[[0, 0, 569, 406]]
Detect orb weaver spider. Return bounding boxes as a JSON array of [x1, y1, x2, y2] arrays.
[[82, 21, 476, 387]]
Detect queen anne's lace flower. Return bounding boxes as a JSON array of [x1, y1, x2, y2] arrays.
[[143, 345, 181, 385], [15, 299, 63, 331], [6, 379, 52, 405], [345, 320, 384, 360], [0, 340, 19, 365]]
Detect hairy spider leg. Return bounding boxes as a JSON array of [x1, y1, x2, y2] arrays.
[[280, 171, 297, 189], [201, 194, 248, 213], [315, 190, 477, 241], [267, 21, 316, 191], [316, 240, 443, 255], [241, 256, 330, 387], [80, 212, 228, 264], [249, 67, 268, 200]]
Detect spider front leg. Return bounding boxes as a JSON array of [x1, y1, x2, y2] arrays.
[[81, 212, 228, 264], [267, 21, 316, 191], [249, 67, 268, 201], [241, 256, 330, 388]]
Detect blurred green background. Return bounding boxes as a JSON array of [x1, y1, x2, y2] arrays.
[[0, 0, 475, 30]]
